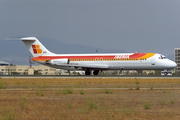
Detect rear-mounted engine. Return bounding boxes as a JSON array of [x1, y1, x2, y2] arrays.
[[45, 58, 69, 65]]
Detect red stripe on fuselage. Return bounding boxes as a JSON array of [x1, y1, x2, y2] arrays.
[[31, 53, 148, 61], [32, 56, 115, 61]]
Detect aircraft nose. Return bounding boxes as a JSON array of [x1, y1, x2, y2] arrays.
[[170, 61, 177, 68], [173, 61, 177, 68]]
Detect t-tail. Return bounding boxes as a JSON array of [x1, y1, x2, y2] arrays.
[[21, 37, 55, 57]]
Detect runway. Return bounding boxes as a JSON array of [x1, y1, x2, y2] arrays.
[[0, 75, 180, 79]]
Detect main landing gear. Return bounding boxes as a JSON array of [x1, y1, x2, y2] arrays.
[[85, 70, 99, 75], [93, 70, 99, 75], [85, 70, 91, 75]]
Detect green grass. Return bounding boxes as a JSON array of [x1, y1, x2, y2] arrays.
[[121, 106, 134, 115], [150, 84, 154, 90], [66, 100, 72, 109], [104, 89, 113, 94], [36, 90, 44, 97], [170, 99, 175, 104], [55, 89, 61, 95], [42, 83, 50, 88], [23, 84, 29, 89], [129, 86, 133, 90], [63, 87, 73, 95], [80, 90, 84, 95], [76, 83, 82, 88], [162, 89, 168, 94], [0, 82, 8, 89], [143, 101, 151, 110], [159, 96, 167, 105], [86, 98, 98, 111], [20, 96, 27, 109], [16, 81, 20, 85], [136, 85, 140, 90], [32, 82, 35, 85], [1, 108, 15, 120], [135, 81, 140, 84]]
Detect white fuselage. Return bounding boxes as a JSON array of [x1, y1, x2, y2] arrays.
[[35, 53, 176, 71]]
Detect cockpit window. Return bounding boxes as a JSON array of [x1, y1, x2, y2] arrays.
[[161, 55, 163, 59], [159, 55, 166, 59]]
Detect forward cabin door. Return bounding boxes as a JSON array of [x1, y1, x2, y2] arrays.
[[151, 58, 155, 65]]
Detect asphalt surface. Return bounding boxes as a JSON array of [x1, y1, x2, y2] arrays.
[[0, 75, 180, 78]]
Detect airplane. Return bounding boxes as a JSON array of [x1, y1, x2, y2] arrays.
[[18, 37, 176, 75]]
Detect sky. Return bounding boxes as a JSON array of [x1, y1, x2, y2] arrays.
[[0, 0, 180, 65]]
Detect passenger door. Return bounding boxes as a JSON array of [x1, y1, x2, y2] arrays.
[[151, 58, 155, 65]]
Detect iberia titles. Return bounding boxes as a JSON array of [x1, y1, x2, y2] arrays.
[[114, 55, 129, 59]]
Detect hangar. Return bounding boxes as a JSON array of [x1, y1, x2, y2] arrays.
[[0, 61, 10, 66]]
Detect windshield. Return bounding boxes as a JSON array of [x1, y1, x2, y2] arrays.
[[159, 55, 166, 59]]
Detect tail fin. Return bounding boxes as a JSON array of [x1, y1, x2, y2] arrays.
[[21, 37, 55, 57]]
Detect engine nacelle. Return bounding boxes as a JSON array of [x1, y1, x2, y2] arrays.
[[46, 58, 69, 65]]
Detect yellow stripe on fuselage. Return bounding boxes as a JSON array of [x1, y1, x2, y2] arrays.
[[139, 53, 155, 59]]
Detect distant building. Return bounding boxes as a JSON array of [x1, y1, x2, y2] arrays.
[[0, 65, 64, 75], [0, 61, 10, 66], [175, 48, 180, 72]]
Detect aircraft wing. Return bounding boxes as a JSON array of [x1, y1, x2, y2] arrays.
[[50, 63, 109, 69], [44, 59, 109, 69], [70, 64, 109, 69]]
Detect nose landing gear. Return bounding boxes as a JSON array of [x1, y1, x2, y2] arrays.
[[164, 72, 168, 76], [162, 70, 172, 76]]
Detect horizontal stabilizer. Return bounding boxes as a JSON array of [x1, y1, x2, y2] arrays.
[[21, 37, 36, 42]]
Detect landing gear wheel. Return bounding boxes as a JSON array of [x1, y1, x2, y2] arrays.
[[93, 70, 99, 75], [164, 72, 168, 76], [85, 70, 91, 75]]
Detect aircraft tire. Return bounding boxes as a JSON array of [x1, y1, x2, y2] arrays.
[[85, 70, 91, 75], [93, 70, 99, 75]]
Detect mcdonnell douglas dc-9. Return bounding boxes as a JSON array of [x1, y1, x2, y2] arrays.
[[18, 37, 176, 75]]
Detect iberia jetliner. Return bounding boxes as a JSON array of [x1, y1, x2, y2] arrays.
[[20, 37, 176, 75]]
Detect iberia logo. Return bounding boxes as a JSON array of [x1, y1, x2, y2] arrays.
[[32, 45, 42, 54]]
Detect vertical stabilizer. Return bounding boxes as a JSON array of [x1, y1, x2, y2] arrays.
[[21, 37, 54, 57]]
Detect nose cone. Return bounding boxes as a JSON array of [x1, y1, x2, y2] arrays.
[[173, 61, 177, 68], [169, 61, 177, 68]]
